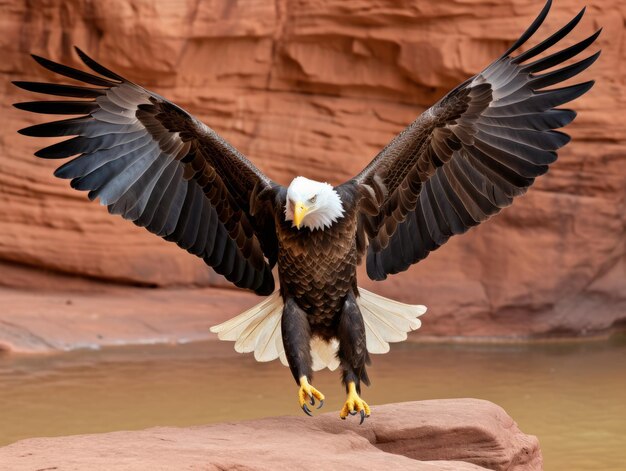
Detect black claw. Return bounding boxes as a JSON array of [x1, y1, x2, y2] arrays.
[[302, 404, 313, 417], [349, 410, 357, 416], [309, 396, 315, 407], [359, 410, 366, 425], [317, 399, 324, 410]]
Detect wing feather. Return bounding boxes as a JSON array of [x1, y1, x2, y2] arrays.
[[14, 47, 279, 294], [354, 0, 600, 280]]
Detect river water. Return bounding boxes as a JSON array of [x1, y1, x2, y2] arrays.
[[1, 336, 624, 470]]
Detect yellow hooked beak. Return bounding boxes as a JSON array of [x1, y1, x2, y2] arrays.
[[293, 201, 309, 229]]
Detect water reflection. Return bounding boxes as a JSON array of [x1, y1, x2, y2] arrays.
[[1, 336, 624, 470]]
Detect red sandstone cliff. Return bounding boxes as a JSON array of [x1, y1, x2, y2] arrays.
[[0, 0, 624, 341]]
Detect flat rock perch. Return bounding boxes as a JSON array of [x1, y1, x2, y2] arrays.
[[0, 399, 541, 470]]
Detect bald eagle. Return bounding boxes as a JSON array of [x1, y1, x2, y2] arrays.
[[14, 0, 599, 423]]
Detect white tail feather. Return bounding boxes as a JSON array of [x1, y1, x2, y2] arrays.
[[311, 337, 340, 371], [210, 287, 426, 371], [210, 291, 284, 362], [356, 287, 426, 355]]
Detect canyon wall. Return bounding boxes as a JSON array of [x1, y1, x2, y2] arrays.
[[0, 0, 624, 337]]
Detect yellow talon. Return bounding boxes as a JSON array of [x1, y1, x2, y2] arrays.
[[339, 381, 370, 424], [298, 376, 325, 416]]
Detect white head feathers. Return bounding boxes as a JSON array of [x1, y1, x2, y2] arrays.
[[285, 176, 344, 231]]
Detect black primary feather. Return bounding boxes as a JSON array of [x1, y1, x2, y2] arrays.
[[353, 0, 600, 281], [13, 48, 279, 295]]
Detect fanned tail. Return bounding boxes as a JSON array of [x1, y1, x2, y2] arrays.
[[210, 287, 426, 370], [357, 287, 426, 354], [210, 291, 286, 363]]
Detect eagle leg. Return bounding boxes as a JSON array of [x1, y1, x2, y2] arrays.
[[298, 376, 325, 416], [338, 291, 371, 424], [281, 297, 325, 415], [340, 381, 370, 425]]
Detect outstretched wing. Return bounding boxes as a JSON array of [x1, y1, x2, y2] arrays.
[[14, 47, 279, 295], [353, 0, 601, 281]]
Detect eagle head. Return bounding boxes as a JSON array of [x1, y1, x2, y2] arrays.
[[285, 177, 344, 231]]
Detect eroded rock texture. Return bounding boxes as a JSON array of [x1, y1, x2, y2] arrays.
[[0, 399, 542, 471], [0, 0, 624, 338]]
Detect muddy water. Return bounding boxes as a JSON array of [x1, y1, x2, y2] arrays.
[[1, 336, 625, 470]]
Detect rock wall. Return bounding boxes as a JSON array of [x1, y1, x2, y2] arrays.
[[0, 0, 624, 337]]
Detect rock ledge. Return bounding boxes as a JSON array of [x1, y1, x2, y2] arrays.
[[0, 399, 542, 470]]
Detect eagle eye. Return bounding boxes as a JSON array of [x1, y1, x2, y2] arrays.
[[308, 195, 317, 204]]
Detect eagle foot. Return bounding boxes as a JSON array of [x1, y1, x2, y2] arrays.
[[298, 376, 325, 416], [339, 381, 370, 425]]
